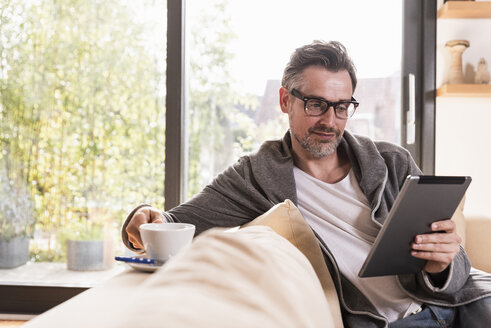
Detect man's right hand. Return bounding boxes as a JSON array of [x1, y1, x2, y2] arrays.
[[125, 206, 165, 250]]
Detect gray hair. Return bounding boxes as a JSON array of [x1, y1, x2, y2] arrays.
[[281, 40, 357, 93]]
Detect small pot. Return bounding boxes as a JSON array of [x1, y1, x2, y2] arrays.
[[66, 239, 113, 271], [0, 236, 30, 269]]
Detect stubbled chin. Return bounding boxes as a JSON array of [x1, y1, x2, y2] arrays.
[[303, 137, 339, 158], [292, 130, 341, 158]]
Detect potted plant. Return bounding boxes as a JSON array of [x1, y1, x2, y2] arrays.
[[59, 217, 113, 271], [0, 163, 36, 269]]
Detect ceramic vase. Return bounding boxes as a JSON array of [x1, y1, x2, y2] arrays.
[[67, 239, 113, 271], [446, 40, 470, 84]]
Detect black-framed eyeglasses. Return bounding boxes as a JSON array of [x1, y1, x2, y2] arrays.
[[290, 88, 359, 119]]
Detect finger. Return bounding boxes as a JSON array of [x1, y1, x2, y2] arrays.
[[414, 231, 462, 245], [411, 250, 455, 265], [125, 210, 151, 249], [128, 233, 144, 250], [412, 249, 452, 274], [430, 219, 455, 233], [412, 241, 460, 254], [149, 209, 164, 223], [125, 221, 142, 246]]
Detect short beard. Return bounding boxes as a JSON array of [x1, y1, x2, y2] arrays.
[[292, 126, 342, 159]]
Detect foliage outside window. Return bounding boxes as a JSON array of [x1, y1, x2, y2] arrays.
[[186, 0, 288, 198], [0, 0, 166, 262]]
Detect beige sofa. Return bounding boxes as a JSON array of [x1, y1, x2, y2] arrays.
[[24, 201, 341, 328], [23, 200, 490, 328], [449, 198, 491, 273], [456, 215, 491, 273]]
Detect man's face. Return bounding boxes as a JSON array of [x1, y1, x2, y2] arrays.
[[280, 66, 353, 159]]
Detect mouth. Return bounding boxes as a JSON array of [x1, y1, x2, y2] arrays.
[[313, 130, 336, 137], [310, 128, 339, 140]]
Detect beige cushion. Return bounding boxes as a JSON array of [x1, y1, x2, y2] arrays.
[[242, 199, 343, 327], [449, 196, 491, 273], [464, 216, 491, 273], [24, 225, 335, 328]]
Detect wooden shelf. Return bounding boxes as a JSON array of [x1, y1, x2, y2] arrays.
[[437, 84, 491, 97], [438, 1, 491, 19]]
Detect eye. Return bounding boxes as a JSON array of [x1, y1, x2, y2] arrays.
[[308, 99, 324, 108], [335, 103, 349, 112]]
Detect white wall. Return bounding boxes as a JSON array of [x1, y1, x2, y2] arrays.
[[436, 0, 491, 217], [435, 97, 491, 217]]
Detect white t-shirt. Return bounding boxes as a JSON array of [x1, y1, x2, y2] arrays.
[[293, 167, 422, 322]]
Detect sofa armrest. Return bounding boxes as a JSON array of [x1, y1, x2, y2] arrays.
[[465, 216, 491, 273], [23, 226, 337, 328]]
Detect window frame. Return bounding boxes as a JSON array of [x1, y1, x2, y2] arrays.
[[0, 0, 436, 316], [401, 0, 436, 174], [165, 0, 186, 210]]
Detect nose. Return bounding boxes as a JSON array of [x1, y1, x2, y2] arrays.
[[318, 106, 337, 126]]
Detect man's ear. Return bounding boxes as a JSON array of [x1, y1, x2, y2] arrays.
[[279, 87, 291, 114]]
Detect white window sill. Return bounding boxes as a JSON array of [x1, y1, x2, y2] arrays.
[[0, 262, 127, 288]]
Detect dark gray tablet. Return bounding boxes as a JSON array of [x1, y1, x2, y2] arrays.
[[359, 175, 471, 278]]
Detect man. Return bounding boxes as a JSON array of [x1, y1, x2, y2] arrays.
[[123, 41, 491, 327]]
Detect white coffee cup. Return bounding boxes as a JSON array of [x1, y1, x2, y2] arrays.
[[140, 223, 195, 261]]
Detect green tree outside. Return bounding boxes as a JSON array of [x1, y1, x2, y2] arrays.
[[186, 0, 260, 198], [0, 0, 166, 261]]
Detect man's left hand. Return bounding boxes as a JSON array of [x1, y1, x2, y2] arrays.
[[411, 219, 462, 274]]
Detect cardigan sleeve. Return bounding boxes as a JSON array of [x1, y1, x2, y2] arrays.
[[416, 246, 471, 295], [121, 156, 277, 251]]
